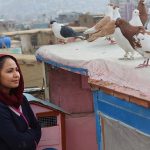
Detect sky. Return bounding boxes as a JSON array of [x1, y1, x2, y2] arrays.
[[0, 0, 109, 22]]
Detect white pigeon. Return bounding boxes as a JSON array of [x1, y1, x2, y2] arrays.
[[129, 9, 143, 26], [113, 6, 121, 20], [105, 5, 121, 44], [50, 20, 85, 43], [134, 32, 150, 68], [113, 7, 136, 59], [83, 4, 114, 35], [113, 27, 135, 60]]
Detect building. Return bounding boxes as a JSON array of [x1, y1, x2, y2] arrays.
[[24, 93, 68, 150], [0, 19, 16, 32], [79, 13, 104, 27], [35, 36, 150, 150], [55, 12, 82, 24], [110, 0, 150, 21]]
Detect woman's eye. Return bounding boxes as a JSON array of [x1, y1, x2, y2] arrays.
[[7, 70, 13, 73]]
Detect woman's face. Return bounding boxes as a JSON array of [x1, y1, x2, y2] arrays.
[[0, 58, 20, 94]]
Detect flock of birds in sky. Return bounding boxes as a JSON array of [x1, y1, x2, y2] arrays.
[[50, 0, 150, 68]]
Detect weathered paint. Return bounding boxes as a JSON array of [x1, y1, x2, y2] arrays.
[[48, 66, 93, 113], [30, 104, 63, 150], [43, 64, 98, 150], [93, 90, 150, 150], [65, 114, 98, 150]]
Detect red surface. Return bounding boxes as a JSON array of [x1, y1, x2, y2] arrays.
[[47, 66, 98, 150], [30, 104, 62, 150], [66, 114, 98, 150], [49, 67, 93, 113]]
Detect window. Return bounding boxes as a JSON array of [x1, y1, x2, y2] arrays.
[[38, 116, 57, 127]]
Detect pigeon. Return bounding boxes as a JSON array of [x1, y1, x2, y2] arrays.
[[129, 9, 143, 26], [83, 4, 114, 35], [112, 8, 137, 59], [50, 20, 85, 43], [114, 18, 146, 61], [115, 18, 145, 50], [115, 18, 150, 67], [113, 27, 135, 60], [87, 20, 116, 42], [113, 5, 121, 20], [137, 0, 148, 26], [133, 32, 150, 68], [86, 4, 118, 43]]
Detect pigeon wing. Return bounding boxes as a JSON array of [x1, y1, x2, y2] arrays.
[[60, 26, 77, 38], [95, 16, 111, 31], [87, 20, 115, 42]]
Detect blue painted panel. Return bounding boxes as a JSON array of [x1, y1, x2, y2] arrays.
[[93, 90, 150, 150], [93, 91, 101, 150], [97, 100, 150, 134], [36, 54, 88, 75], [97, 91, 150, 117], [95, 90, 150, 134]]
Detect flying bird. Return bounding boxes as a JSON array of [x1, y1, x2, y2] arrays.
[[129, 9, 143, 26], [83, 4, 114, 35], [137, 0, 148, 26], [50, 20, 85, 43]]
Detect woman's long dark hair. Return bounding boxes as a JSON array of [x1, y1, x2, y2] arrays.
[[0, 54, 24, 108]]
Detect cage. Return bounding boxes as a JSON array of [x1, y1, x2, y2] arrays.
[[24, 93, 68, 150]]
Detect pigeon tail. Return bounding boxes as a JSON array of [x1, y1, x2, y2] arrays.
[[73, 31, 86, 40], [84, 27, 97, 34]]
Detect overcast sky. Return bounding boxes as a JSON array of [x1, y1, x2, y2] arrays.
[[0, 0, 109, 21]]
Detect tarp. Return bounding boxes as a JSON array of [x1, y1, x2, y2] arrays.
[[101, 115, 150, 150], [35, 37, 150, 100]]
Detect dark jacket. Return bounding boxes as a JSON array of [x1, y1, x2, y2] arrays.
[[0, 95, 41, 150]]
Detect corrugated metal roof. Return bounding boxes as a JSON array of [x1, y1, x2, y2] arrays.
[[23, 93, 69, 114]]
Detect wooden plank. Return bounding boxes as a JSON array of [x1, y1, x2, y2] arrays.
[[89, 79, 150, 108], [130, 96, 150, 108]]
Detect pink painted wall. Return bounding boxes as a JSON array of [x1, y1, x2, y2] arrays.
[[49, 67, 93, 113], [47, 66, 98, 150], [30, 104, 50, 114], [30, 104, 62, 150], [66, 114, 98, 150]]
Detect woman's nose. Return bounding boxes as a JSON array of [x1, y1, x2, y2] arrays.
[[13, 71, 20, 77]]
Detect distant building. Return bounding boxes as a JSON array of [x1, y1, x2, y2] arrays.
[[55, 12, 82, 24], [120, 1, 135, 20], [0, 19, 16, 32], [79, 13, 104, 27], [30, 23, 49, 29], [110, 0, 150, 21], [109, 0, 135, 20]]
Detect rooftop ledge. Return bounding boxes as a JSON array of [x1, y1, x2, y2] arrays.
[[35, 37, 150, 108], [89, 79, 150, 108]]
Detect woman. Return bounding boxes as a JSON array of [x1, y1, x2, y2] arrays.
[[0, 54, 41, 150]]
